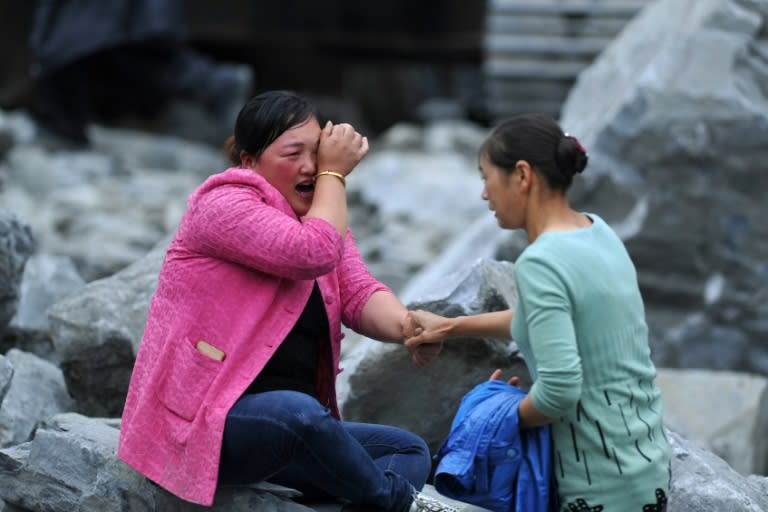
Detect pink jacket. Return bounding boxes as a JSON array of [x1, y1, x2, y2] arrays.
[[118, 167, 391, 506]]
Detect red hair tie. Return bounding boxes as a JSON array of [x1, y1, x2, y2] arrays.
[[565, 133, 587, 156]]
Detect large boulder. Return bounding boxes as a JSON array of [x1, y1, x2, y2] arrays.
[[46, 240, 167, 417], [558, 0, 768, 374], [342, 254, 768, 481], [340, 259, 529, 453], [0, 413, 485, 512], [0, 414, 314, 512], [668, 429, 768, 510], [657, 368, 768, 476], [0, 349, 74, 448], [1, 413, 766, 511]]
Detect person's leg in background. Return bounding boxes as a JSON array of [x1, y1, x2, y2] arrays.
[[160, 41, 254, 144], [30, 60, 92, 148], [157, 41, 253, 126], [88, 39, 253, 145], [29, 37, 252, 148]]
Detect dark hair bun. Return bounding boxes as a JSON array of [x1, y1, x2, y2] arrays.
[[223, 135, 239, 165], [555, 135, 589, 177]]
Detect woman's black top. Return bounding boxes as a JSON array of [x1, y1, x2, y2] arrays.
[[245, 281, 329, 398]]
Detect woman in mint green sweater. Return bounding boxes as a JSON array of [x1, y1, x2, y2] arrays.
[[406, 113, 671, 511]]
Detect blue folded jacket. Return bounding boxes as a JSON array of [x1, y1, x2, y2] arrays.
[[434, 380, 553, 512]]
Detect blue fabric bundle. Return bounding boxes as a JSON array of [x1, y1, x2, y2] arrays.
[[434, 380, 553, 512]]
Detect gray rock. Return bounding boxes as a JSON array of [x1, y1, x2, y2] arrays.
[[0, 129, 13, 162], [668, 429, 768, 511], [9, 254, 85, 331], [341, 253, 768, 509], [657, 368, 768, 476], [88, 126, 227, 180], [0, 497, 26, 511], [0, 111, 42, 149], [0, 357, 12, 404], [4, 172, 193, 281], [0, 349, 74, 448], [340, 259, 529, 452], [47, 240, 167, 417], [376, 123, 426, 151], [399, 214, 507, 307], [0, 211, 34, 331], [0, 327, 57, 365], [0, 413, 315, 512], [1, 403, 766, 511], [4, 146, 118, 196], [0, 126, 212, 281], [559, 0, 768, 374], [0, 413, 485, 512]]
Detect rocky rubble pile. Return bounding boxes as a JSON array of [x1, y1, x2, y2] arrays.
[[1, 0, 767, 509]]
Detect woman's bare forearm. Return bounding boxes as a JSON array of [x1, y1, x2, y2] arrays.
[[450, 309, 514, 340], [359, 291, 408, 343]]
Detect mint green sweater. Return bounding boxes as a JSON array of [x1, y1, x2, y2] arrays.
[[511, 214, 670, 511]]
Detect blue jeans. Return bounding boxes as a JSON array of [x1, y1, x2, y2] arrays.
[[218, 390, 431, 512]]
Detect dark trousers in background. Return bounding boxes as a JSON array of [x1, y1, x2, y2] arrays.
[[32, 39, 247, 146]]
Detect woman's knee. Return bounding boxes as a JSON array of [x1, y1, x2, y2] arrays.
[[409, 435, 432, 484], [403, 429, 430, 455], [389, 428, 431, 487], [383, 425, 431, 460]]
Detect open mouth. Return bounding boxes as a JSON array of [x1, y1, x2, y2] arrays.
[[296, 181, 315, 196]]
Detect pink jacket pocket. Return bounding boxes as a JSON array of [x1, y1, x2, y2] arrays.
[[156, 338, 223, 421]]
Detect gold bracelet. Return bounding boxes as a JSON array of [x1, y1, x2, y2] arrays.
[[314, 170, 346, 187]]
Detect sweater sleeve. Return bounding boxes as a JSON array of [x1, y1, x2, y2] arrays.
[[515, 255, 583, 418], [179, 183, 345, 280], [336, 229, 392, 332]]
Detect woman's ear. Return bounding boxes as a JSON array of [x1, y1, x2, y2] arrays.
[[515, 160, 533, 191], [240, 150, 256, 169]]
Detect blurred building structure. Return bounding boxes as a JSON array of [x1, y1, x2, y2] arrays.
[[181, 0, 488, 132], [484, 0, 646, 121], [1, 0, 647, 135]]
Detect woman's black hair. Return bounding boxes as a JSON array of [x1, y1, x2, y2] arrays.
[[479, 112, 588, 191], [223, 90, 318, 165]]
